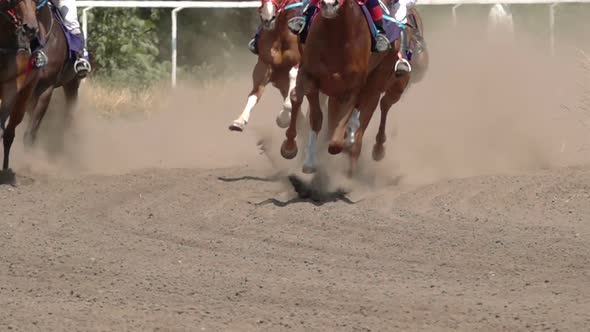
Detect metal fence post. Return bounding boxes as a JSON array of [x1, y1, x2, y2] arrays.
[[172, 7, 184, 87]]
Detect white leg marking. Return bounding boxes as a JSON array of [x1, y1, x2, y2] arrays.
[[303, 130, 318, 173], [345, 109, 360, 147], [231, 95, 258, 130], [277, 66, 299, 128]]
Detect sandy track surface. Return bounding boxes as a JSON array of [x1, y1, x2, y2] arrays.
[[1, 165, 589, 331]]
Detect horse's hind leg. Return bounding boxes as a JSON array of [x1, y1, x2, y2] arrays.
[[229, 59, 270, 131], [23, 87, 54, 149]]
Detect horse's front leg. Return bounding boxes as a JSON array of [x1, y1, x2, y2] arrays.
[[280, 68, 311, 159], [229, 59, 271, 132], [276, 65, 299, 128], [23, 86, 54, 149]]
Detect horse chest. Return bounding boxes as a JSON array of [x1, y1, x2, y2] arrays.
[[308, 61, 365, 94]]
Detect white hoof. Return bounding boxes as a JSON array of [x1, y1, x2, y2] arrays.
[[229, 119, 246, 132], [276, 109, 291, 128]]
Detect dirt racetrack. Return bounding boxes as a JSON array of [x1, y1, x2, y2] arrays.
[[2, 13, 590, 332]]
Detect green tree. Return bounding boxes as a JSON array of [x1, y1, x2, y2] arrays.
[[87, 8, 169, 88]]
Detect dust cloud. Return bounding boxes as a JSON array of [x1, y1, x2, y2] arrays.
[[8, 13, 590, 189]]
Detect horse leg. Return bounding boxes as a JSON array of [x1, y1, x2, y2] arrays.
[[373, 76, 409, 162], [229, 59, 270, 131], [327, 95, 357, 155], [372, 94, 392, 162], [276, 65, 299, 128], [3, 88, 31, 173], [347, 55, 398, 176], [60, 79, 81, 143], [280, 68, 309, 159], [301, 89, 323, 174], [345, 108, 361, 149], [348, 106, 377, 178], [23, 87, 54, 149]]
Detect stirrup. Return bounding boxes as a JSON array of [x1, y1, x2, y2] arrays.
[[74, 57, 91, 78], [248, 38, 257, 55], [287, 16, 306, 34], [31, 50, 48, 69], [375, 35, 391, 52], [394, 58, 411, 75]]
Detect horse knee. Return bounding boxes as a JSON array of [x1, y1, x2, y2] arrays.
[[290, 89, 303, 106], [382, 92, 401, 108]]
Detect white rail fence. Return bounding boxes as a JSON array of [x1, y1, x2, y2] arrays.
[[77, 0, 589, 87]]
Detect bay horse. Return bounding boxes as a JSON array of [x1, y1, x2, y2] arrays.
[[1, 0, 83, 179], [0, 0, 41, 175], [280, 0, 409, 176], [228, 0, 307, 132]]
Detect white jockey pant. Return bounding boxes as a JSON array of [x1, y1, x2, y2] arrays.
[[56, 0, 81, 34], [392, 0, 417, 23]]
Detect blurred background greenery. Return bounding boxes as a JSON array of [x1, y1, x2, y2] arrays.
[[83, 1, 590, 88]]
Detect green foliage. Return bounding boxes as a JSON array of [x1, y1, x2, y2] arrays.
[[87, 8, 169, 88], [83, 4, 261, 87]]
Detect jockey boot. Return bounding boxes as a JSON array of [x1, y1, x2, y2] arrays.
[[394, 29, 411, 76], [374, 19, 391, 52], [248, 37, 258, 55], [248, 25, 262, 55], [71, 33, 91, 78], [74, 49, 91, 78]]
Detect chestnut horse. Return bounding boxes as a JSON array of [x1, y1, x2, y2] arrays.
[[280, 0, 409, 176], [343, 4, 429, 156], [359, 5, 429, 165], [229, 0, 307, 132], [1, 0, 83, 178]]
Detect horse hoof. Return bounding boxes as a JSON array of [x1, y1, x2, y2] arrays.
[[229, 121, 245, 132], [302, 164, 317, 174], [281, 140, 298, 159], [372, 144, 385, 161], [328, 142, 343, 155], [0, 168, 16, 186], [276, 111, 291, 129]]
